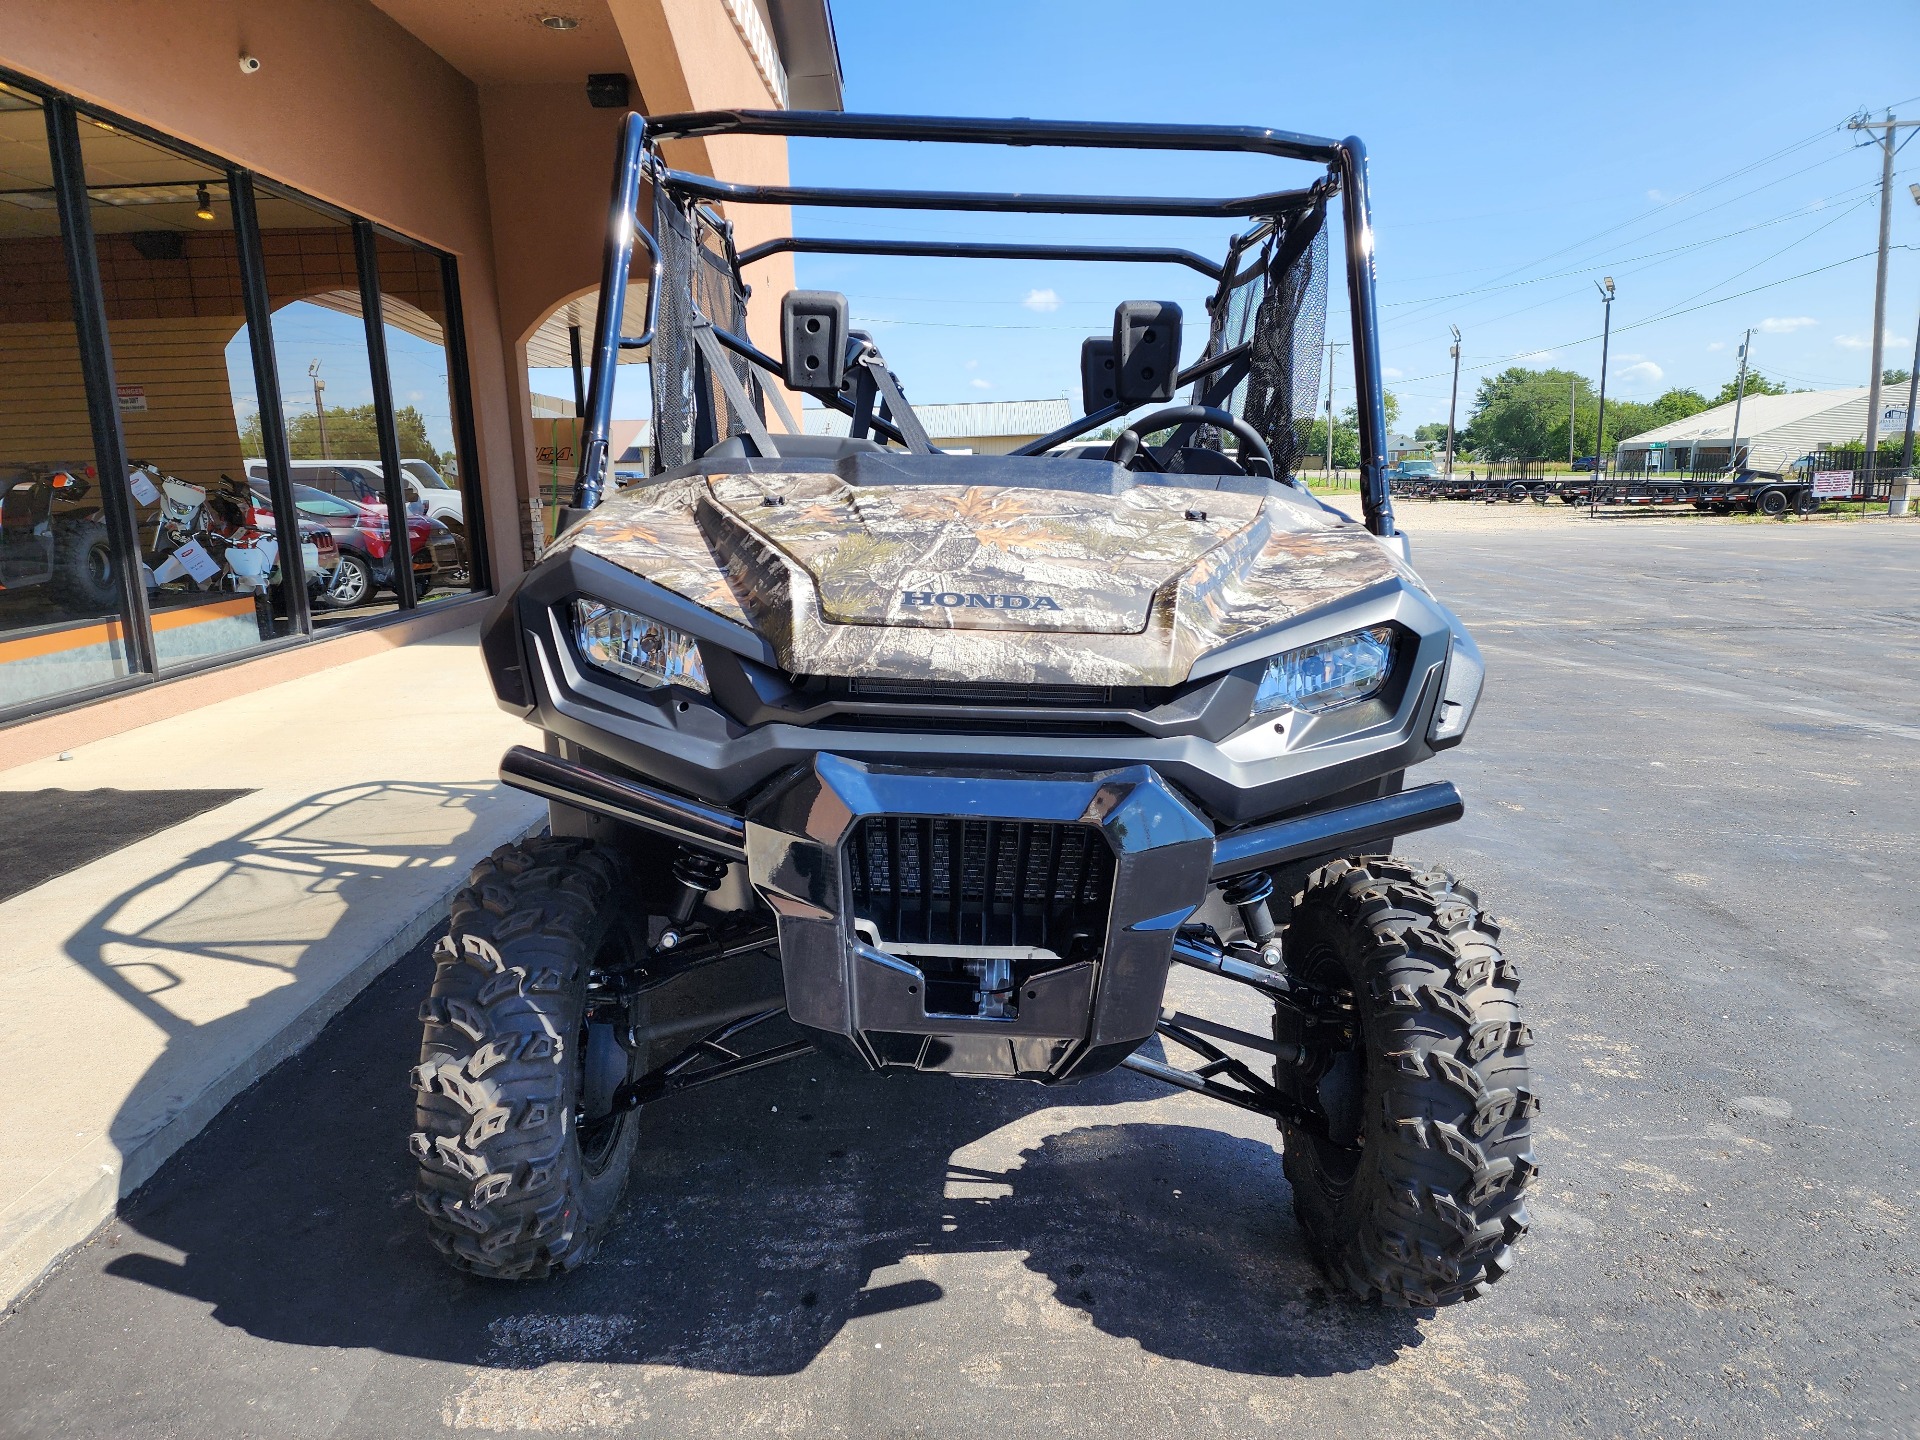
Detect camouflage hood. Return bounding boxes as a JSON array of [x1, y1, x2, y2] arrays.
[[555, 463, 1414, 687]]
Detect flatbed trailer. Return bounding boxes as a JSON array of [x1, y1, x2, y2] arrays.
[[1391, 461, 1563, 503], [1585, 470, 1816, 516], [1392, 463, 1838, 515]]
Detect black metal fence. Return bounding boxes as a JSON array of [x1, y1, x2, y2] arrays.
[[1786, 448, 1911, 503]]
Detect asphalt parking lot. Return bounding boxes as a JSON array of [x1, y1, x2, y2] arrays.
[[2, 518, 1917, 1439]]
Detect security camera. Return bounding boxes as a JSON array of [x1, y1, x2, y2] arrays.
[[238, 53, 261, 74]]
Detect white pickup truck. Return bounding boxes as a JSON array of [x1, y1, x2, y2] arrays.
[[244, 458, 464, 533]]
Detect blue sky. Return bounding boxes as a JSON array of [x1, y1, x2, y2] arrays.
[[549, 0, 1920, 431], [229, 302, 459, 457]]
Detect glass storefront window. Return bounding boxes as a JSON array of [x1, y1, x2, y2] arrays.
[[0, 73, 487, 722], [0, 85, 131, 711], [77, 114, 297, 669], [254, 186, 407, 628], [373, 234, 474, 603]]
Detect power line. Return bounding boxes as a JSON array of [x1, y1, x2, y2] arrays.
[[1381, 179, 1884, 311], [1385, 194, 1876, 361], [1592, 194, 1879, 335], [1394, 250, 1890, 388], [1430, 124, 1845, 295]]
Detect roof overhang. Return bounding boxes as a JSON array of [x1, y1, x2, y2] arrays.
[[765, 0, 844, 111]]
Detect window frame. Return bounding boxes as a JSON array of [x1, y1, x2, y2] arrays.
[[0, 63, 490, 728]]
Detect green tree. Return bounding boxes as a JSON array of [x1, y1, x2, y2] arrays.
[[1884, 368, 1911, 387], [1301, 415, 1360, 469], [1648, 388, 1709, 426], [1710, 371, 1786, 407], [1413, 421, 1449, 446], [240, 403, 444, 467], [1466, 367, 1595, 460]]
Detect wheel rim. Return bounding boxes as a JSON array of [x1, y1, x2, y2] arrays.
[[85, 541, 112, 588], [1295, 941, 1368, 1185], [331, 556, 369, 605], [575, 931, 636, 1173]]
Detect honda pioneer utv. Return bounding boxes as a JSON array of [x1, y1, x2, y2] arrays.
[[413, 110, 1535, 1307]]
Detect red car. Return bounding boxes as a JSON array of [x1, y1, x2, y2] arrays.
[[250, 481, 457, 609]]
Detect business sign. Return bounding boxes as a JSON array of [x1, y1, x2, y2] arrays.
[[1811, 470, 1854, 499]]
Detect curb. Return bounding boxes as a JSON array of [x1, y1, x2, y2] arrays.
[[0, 815, 546, 1318]]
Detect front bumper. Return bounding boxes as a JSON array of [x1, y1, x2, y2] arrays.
[[501, 745, 1465, 1083], [748, 754, 1215, 1081]]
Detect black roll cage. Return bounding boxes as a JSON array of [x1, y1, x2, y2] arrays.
[[573, 108, 1395, 538]]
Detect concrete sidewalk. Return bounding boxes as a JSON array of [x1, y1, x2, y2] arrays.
[[0, 625, 544, 1311]]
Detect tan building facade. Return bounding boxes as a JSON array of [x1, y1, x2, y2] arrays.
[[0, 0, 838, 763]]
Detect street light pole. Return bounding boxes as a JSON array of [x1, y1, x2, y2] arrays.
[[1445, 326, 1461, 478], [1594, 277, 1615, 491], [1727, 327, 1752, 475]]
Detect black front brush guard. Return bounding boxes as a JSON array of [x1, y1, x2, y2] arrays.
[[498, 743, 1463, 885]]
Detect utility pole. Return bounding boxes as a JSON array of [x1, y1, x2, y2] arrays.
[[1445, 326, 1461, 477], [1847, 111, 1920, 513], [1324, 340, 1345, 478], [1594, 277, 1615, 489], [308, 360, 329, 459], [1727, 327, 1752, 475]]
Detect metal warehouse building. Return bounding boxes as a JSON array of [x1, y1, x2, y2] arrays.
[[1614, 387, 1908, 474]]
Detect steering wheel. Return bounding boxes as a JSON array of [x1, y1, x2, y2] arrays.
[[1104, 405, 1276, 478]]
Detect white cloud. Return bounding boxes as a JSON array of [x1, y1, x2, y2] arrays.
[[1647, 188, 1668, 202], [1706, 340, 1726, 351], [1834, 330, 1903, 350], [968, 377, 993, 390], [1383, 366, 1403, 379], [1022, 288, 1060, 313], [1620, 360, 1665, 385], [964, 358, 979, 370], [1758, 315, 1816, 334], [1518, 349, 1557, 365]]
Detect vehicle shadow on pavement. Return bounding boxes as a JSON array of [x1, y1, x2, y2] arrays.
[[57, 780, 522, 1188], [100, 928, 1423, 1381]]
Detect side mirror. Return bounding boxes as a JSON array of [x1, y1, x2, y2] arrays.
[[1112, 300, 1182, 405], [1080, 337, 1117, 413], [781, 291, 849, 393]]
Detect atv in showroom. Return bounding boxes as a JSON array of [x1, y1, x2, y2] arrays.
[[413, 110, 1534, 1307]]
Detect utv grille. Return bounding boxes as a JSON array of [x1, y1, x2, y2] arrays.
[[847, 816, 1114, 953]]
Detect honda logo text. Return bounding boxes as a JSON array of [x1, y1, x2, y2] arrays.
[[901, 590, 1062, 611]]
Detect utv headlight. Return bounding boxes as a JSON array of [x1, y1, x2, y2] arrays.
[[572, 598, 709, 693], [1252, 626, 1395, 716]]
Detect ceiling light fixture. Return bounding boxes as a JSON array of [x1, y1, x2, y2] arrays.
[[194, 183, 215, 221], [539, 14, 581, 30]]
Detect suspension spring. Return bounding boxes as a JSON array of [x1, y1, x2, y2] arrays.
[[659, 849, 730, 951], [1222, 870, 1284, 968]]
